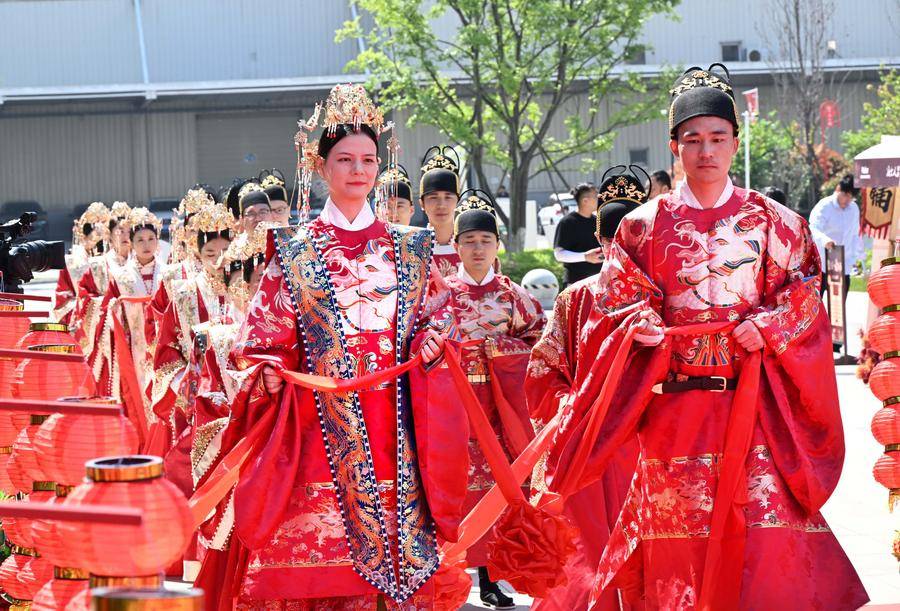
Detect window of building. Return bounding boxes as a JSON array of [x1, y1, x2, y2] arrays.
[[629, 148, 649, 167], [721, 42, 742, 62], [625, 47, 646, 65]]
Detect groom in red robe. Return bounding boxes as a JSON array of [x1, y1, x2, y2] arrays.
[[528, 64, 867, 609]]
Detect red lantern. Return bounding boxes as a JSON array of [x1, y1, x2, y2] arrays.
[[0, 299, 31, 400], [870, 358, 900, 402], [874, 451, 900, 490], [57, 456, 192, 579], [63, 587, 89, 610], [31, 569, 89, 611], [872, 406, 900, 448], [869, 259, 900, 310], [12, 345, 94, 412], [0, 299, 30, 348], [35, 407, 139, 487], [0, 551, 53, 601], [9, 416, 51, 494], [17, 323, 79, 353], [869, 312, 900, 356]]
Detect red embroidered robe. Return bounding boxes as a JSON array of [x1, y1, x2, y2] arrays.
[[532, 186, 867, 609], [432, 241, 461, 278], [526, 275, 641, 611], [73, 251, 126, 352], [436, 269, 545, 566], [195, 217, 468, 610], [84, 258, 164, 449], [152, 270, 230, 497], [52, 245, 90, 325]]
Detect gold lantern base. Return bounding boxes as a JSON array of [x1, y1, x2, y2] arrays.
[[89, 574, 163, 588], [89, 587, 203, 611]]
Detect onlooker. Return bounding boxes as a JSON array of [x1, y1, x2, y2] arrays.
[[553, 182, 603, 286], [809, 174, 865, 300], [496, 184, 509, 198], [764, 186, 787, 207], [647, 169, 672, 199]]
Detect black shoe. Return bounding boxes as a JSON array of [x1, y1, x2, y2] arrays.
[[478, 567, 516, 610]]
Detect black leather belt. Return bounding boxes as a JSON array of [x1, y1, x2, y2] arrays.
[[651, 376, 737, 394]]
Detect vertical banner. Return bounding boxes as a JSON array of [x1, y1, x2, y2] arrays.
[[860, 186, 897, 239], [742, 88, 759, 119], [826, 245, 849, 354]]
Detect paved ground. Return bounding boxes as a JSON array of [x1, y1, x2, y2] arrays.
[[20, 273, 898, 607]]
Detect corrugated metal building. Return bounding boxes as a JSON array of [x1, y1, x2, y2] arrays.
[[0, 0, 897, 235]]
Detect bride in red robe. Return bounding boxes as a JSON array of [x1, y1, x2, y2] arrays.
[[74, 201, 132, 352], [195, 84, 468, 610], [151, 202, 235, 496], [530, 66, 867, 610], [53, 203, 107, 325]]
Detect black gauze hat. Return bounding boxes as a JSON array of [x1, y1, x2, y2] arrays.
[[454, 189, 499, 239], [377, 164, 413, 202], [420, 145, 460, 197], [596, 165, 649, 239], [669, 63, 739, 138], [259, 169, 288, 202]]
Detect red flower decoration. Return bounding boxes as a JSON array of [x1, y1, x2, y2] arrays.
[[432, 554, 472, 611], [487, 501, 577, 598]]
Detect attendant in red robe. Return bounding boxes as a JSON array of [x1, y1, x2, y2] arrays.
[[438, 189, 545, 609], [88, 207, 165, 412], [531, 65, 867, 609], [195, 84, 467, 610], [418, 146, 462, 276], [151, 202, 235, 499], [53, 203, 108, 325], [74, 201, 131, 354], [526, 167, 649, 611], [150, 187, 216, 327]]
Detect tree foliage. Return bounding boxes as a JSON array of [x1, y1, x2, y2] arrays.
[[842, 69, 900, 160], [734, 112, 811, 210], [338, 0, 678, 250]]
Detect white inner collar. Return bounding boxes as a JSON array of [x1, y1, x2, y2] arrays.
[[319, 198, 375, 231], [457, 263, 495, 286], [675, 177, 734, 210]]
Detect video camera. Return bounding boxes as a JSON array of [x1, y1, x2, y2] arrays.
[[0, 212, 66, 294]]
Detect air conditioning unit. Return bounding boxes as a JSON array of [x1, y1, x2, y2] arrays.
[[748, 49, 762, 62]]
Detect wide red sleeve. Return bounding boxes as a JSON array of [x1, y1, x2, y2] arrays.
[[747, 211, 843, 514], [52, 268, 76, 325], [525, 286, 579, 425]]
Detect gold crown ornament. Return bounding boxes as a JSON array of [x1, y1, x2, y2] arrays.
[[127, 207, 163, 235], [110, 200, 132, 220], [179, 189, 213, 217], [238, 181, 265, 200], [456, 193, 495, 215], [293, 83, 396, 224], [184, 203, 236, 253], [74, 202, 111, 249], [223, 222, 276, 308], [259, 170, 286, 190]]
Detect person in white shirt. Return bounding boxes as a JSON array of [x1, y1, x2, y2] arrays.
[[809, 174, 866, 300]]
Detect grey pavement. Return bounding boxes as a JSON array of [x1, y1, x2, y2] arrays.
[[19, 272, 898, 606]]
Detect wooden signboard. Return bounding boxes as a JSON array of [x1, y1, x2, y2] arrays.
[[826, 245, 853, 363]]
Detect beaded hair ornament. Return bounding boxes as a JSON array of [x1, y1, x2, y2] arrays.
[[127, 207, 163, 235], [223, 221, 277, 306], [185, 202, 236, 252], [74, 202, 110, 247], [259, 169, 286, 190], [110, 200, 132, 221], [293, 83, 396, 224]]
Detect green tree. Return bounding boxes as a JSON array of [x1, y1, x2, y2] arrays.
[[338, 0, 678, 251], [733, 112, 811, 210], [842, 69, 900, 160]]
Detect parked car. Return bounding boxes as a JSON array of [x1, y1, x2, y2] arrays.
[[0, 200, 50, 240], [537, 192, 576, 236]]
